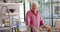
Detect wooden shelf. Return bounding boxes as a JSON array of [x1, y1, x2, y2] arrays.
[[0, 13, 20, 15], [6, 13, 20, 15], [0, 27, 12, 30]]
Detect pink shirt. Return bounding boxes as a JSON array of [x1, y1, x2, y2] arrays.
[[26, 10, 44, 28]]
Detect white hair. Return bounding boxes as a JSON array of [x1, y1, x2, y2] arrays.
[[32, 2, 38, 7]]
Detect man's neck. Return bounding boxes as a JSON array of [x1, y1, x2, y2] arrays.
[[35, 11, 38, 14]]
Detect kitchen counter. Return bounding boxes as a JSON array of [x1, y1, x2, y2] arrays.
[[19, 22, 27, 32], [0, 27, 13, 32]]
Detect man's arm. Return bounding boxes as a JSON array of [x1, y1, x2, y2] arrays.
[[40, 14, 44, 27], [39, 14, 46, 28], [26, 12, 30, 31]]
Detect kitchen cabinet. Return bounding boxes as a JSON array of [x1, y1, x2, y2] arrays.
[[0, 3, 20, 32]]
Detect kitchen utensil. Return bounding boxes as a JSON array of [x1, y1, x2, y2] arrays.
[[9, 9, 15, 13], [3, 0, 6, 3], [1, 6, 8, 13], [2, 19, 10, 27]]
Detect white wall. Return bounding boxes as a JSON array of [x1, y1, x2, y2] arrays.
[[19, 3, 24, 22], [0, 3, 20, 27]]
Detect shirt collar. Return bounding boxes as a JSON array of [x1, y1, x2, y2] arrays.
[[31, 9, 38, 15]]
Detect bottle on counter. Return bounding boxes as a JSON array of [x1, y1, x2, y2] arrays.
[[16, 18, 20, 32], [12, 16, 20, 32]]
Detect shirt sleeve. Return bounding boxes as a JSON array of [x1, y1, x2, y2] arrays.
[[26, 12, 30, 26], [40, 14, 44, 26]]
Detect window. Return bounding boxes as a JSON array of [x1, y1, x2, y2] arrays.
[[40, 0, 60, 26]]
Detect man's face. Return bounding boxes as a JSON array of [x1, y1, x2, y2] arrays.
[[32, 3, 38, 12]]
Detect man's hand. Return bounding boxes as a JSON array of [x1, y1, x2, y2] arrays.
[[45, 25, 51, 30], [26, 25, 30, 32], [41, 25, 46, 28], [40, 25, 51, 30]]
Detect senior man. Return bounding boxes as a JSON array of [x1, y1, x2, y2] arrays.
[[26, 2, 45, 32]]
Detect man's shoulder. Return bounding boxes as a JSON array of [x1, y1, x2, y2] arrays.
[[27, 10, 31, 13], [27, 10, 32, 14], [26, 10, 32, 17]]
